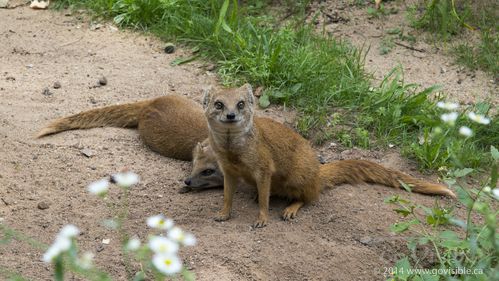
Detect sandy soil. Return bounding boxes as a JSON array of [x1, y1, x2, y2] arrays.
[[310, 0, 497, 107], [0, 3, 487, 281]]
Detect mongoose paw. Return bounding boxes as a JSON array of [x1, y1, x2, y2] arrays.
[[252, 216, 268, 228], [214, 211, 231, 222], [282, 208, 297, 221], [178, 186, 192, 194]]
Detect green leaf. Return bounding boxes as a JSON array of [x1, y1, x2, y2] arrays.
[[453, 168, 473, 178], [394, 208, 411, 217], [170, 55, 199, 66], [399, 181, 413, 193], [417, 273, 440, 281], [491, 145, 499, 161], [439, 230, 468, 249], [394, 257, 411, 280], [490, 163, 498, 188], [222, 21, 233, 34], [182, 268, 196, 281], [259, 94, 270, 108], [390, 219, 419, 233], [215, 0, 230, 36]]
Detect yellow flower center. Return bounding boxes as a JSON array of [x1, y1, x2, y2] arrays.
[[164, 259, 172, 266]]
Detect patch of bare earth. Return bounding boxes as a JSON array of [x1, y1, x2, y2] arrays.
[[0, 5, 470, 281], [310, 0, 497, 106]]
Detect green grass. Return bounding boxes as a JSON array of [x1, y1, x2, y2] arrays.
[[52, 0, 496, 172], [454, 32, 499, 80]]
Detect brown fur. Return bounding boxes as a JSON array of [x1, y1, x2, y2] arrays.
[[203, 84, 455, 228], [36, 96, 208, 161], [37, 92, 455, 216]]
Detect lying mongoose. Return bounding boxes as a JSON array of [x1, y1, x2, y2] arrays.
[[203, 84, 455, 228], [37, 95, 208, 162]]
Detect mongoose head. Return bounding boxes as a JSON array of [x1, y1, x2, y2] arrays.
[[184, 140, 224, 188], [202, 84, 255, 134]]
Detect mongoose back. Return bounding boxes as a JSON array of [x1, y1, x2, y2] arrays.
[[203, 84, 455, 228], [37, 96, 208, 161]]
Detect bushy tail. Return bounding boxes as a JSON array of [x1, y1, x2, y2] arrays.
[[319, 160, 456, 198], [36, 100, 151, 138]]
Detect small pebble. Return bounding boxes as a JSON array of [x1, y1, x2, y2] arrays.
[[37, 201, 49, 210], [164, 43, 175, 54], [53, 81, 61, 89], [98, 76, 107, 86], [42, 88, 52, 96], [80, 148, 94, 158]]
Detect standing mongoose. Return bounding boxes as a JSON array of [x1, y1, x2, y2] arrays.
[[203, 84, 455, 228]]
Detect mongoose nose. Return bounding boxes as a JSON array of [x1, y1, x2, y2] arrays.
[[184, 178, 191, 186], [226, 113, 236, 120]]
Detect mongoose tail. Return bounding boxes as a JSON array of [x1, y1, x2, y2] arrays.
[[36, 100, 150, 138], [319, 160, 456, 198]]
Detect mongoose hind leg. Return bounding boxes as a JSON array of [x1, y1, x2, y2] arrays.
[[282, 201, 304, 220]]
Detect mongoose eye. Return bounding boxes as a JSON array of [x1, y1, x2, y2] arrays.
[[201, 169, 215, 176], [237, 101, 245, 109], [215, 102, 224, 110]]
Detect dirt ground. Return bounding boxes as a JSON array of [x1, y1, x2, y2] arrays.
[[0, 3, 494, 281]]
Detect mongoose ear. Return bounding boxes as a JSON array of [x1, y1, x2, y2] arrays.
[[202, 86, 213, 109], [193, 142, 203, 156], [240, 83, 254, 105]]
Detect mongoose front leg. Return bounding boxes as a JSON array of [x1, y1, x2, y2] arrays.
[[282, 201, 304, 220], [214, 173, 237, 222], [253, 175, 271, 228]]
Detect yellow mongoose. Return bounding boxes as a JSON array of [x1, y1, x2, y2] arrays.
[[37, 96, 208, 161], [203, 84, 455, 228], [37, 94, 455, 209]]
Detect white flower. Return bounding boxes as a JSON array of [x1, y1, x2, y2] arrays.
[[87, 179, 110, 196], [437, 101, 459, 110], [112, 172, 139, 188], [467, 112, 490, 125], [147, 215, 174, 230], [152, 254, 182, 276], [125, 237, 141, 251], [148, 236, 179, 254], [183, 233, 197, 246], [168, 227, 196, 246], [458, 126, 473, 137], [58, 224, 80, 239], [492, 189, 499, 200], [77, 252, 94, 269], [42, 236, 71, 263], [483, 186, 491, 193], [440, 112, 458, 125]]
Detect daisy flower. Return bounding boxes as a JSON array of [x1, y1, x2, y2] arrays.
[[112, 172, 139, 188], [87, 179, 110, 196], [467, 112, 490, 125], [152, 254, 182, 276], [148, 236, 179, 255], [440, 112, 458, 125], [458, 126, 473, 137], [147, 214, 174, 230], [168, 227, 196, 246], [436, 101, 459, 110]]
